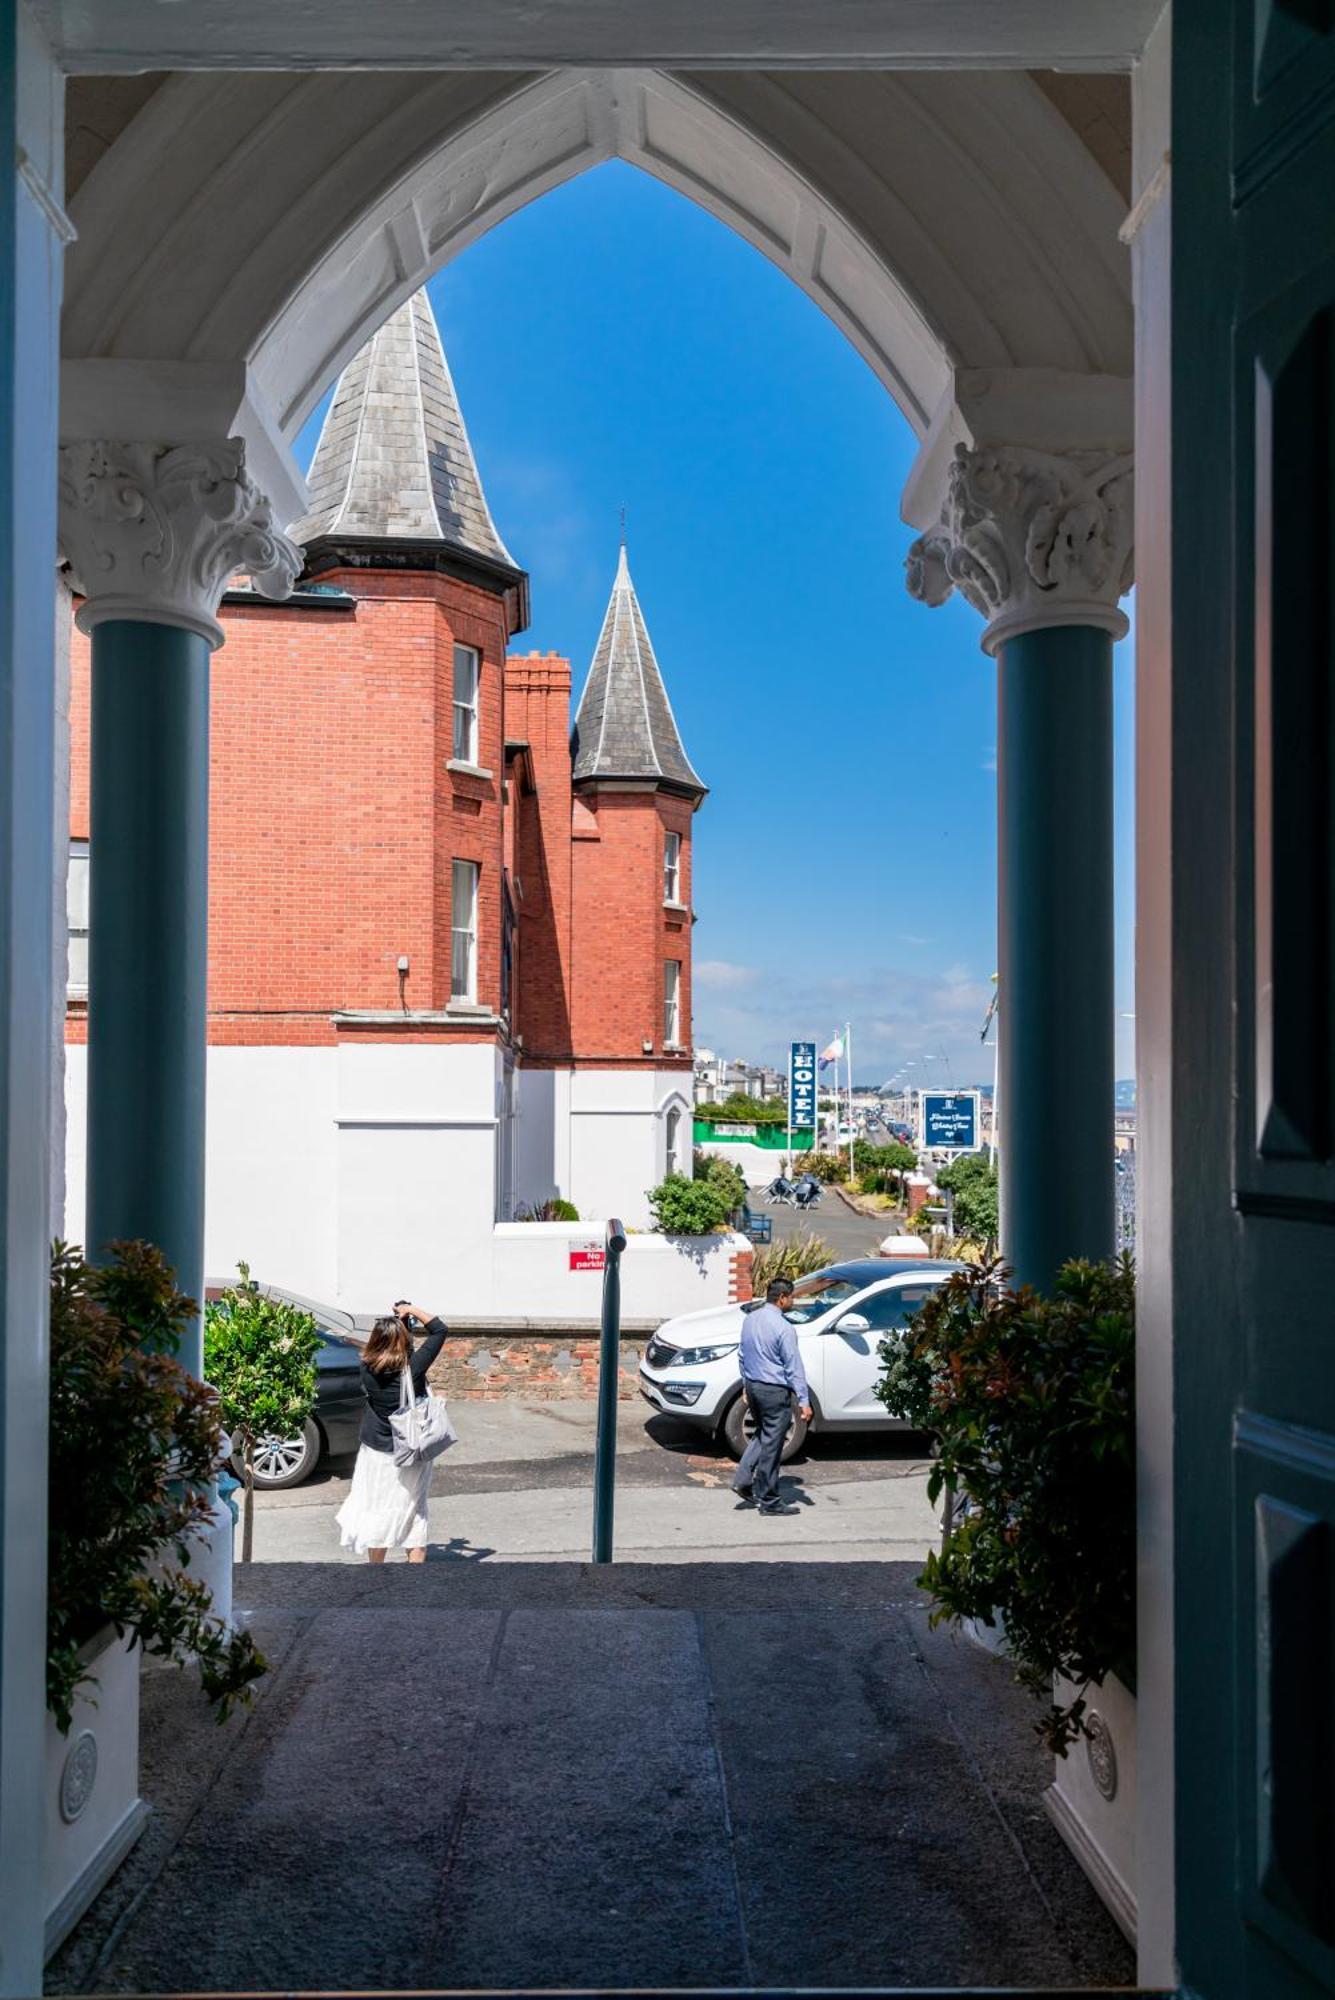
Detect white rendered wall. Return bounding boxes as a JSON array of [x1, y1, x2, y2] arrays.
[[64, 1046, 87, 1252], [208, 1048, 339, 1296], [333, 1040, 499, 1315], [67, 1045, 342, 1295], [66, 1045, 738, 1321], [568, 1069, 691, 1227]]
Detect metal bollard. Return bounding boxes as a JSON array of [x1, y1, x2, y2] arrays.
[[591, 1217, 627, 1563]]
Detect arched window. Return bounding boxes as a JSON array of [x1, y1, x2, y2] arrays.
[[665, 1104, 684, 1177]]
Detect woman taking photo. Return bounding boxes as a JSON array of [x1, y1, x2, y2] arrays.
[[336, 1300, 448, 1563]]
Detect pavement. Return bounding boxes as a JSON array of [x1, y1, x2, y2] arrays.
[[247, 1398, 942, 1565], [49, 1564, 1135, 1995], [47, 1396, 1136, 1997]]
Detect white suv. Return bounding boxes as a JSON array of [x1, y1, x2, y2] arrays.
[[638, 1257, 960, 1461]]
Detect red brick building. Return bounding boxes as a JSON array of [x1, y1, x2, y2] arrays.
[[64, 289, 705, 1311]]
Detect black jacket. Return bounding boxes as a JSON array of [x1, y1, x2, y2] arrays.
[[358, 1319, 448, 1453]]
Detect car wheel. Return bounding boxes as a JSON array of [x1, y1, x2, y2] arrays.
[[238, 1417, 322, 1490], [721, 1393, 809, 1463]]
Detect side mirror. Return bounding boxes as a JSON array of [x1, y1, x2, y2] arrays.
[[834, 1311, 871, 1335]]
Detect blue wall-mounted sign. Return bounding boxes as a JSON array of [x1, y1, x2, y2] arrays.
[[920, 1091, 980, 1153], [789, 1041, 817, 1129]]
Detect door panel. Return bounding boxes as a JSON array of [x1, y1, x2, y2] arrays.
[[816, 1284, 936, 1423], [1175, 4, 1335, 1993]]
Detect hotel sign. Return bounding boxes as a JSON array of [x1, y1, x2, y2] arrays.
[[789, 1041, 817, 1130], [920, 1091, 980, 1153]]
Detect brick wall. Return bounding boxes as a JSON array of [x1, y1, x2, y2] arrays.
[[505, 651, 575, 1061], [569, 786, 696, 1070], [426, 1334, 649, 1400], [67, 569, 516, 1045]]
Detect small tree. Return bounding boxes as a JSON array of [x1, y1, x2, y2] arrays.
[[647, 1173, 730, 1234], [936, 1152, 998, 1243], [204, 1264, 321, 1562], [695, 1152, 746, 1214], [854, 1138, 917, 1201]]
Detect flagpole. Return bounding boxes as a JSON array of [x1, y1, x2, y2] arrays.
[[846, 1021, 855, 1180], [831, 1040, 838, 1158]]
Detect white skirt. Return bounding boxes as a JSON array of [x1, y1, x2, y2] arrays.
[[336, 1443, 433, 1553]]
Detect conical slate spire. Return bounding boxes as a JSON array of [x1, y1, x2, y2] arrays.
[[292, 289, 516, 571], [571, 545, 705, 797]]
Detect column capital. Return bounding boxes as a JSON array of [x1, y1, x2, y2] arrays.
[[58, 438, 302, 649], [905, 442, 1133, 654]]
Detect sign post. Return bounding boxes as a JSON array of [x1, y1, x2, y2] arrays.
[[592, 1218, 628, 1564], [788, 1040, 816, 1162], [918, 1090, 981, 1156]]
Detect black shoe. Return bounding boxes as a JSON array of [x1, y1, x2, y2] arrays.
[[758, 1502, 801, 1517], [731, 1483, 753, 1499]]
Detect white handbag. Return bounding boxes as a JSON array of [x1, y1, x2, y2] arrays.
[[389, 1354, 458, 1468]]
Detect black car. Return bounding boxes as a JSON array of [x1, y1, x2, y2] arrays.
[[208, 1282, 367, 1489]]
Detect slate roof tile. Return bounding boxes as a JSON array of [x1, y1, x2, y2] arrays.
[[291, 289, 516, 570], [571, 546, 704, 795]]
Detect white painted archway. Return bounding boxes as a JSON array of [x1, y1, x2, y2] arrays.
[[62, 65, 1132, 475]]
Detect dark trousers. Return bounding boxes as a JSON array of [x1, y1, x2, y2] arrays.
[[733, 1378, 792, 1509]]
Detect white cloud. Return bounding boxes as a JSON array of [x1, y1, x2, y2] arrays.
[[694, 959, 760, 991], [692, 958, 999, 1082]]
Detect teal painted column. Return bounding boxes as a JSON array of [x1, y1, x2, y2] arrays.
[[996, 623, 1114, 1289], [86, 621, 210, 1370]]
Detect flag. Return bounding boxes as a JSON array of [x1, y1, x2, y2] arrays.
[[818, 1030, 845, 1068]]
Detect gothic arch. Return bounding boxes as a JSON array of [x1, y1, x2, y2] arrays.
[[61, 66, 1131, 455]]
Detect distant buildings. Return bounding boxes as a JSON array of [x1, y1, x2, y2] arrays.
[[693, 1050, 784, 1106]]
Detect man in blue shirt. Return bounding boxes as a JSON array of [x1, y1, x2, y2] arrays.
[[733, 1277, 813, 1516]]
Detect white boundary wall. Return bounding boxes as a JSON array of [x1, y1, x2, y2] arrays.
[[490, 1222, 745, 1324], [695, 1134, 816, 1183], [63, 1045, 728, 1319]]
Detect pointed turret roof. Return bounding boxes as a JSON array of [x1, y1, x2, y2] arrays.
[[292, 289, 523, 593], [571, 546, 705, 799]]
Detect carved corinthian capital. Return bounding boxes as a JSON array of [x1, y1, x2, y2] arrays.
[[905, 443, 1133, 654], [58, 438, 302, 649]]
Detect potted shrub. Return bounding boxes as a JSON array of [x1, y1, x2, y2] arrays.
[[45, 1242, 267, 1959], [204, 1264, 321, 1563], [877, 1255, 1137, 1940]]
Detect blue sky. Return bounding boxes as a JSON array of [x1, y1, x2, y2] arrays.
[[296, 162, 1135, 1087]]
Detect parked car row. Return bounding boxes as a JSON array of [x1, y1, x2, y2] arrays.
[[207, 1257, 957, 1488]]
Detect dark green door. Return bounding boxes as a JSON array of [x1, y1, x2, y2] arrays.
[[1174, 4, 1335, 1994]]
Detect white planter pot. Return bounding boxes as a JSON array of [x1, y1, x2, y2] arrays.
[[1044, 1670, 1137, 1944], [962, 1613, 1010, 1657], [190, 1487, 236, 1634], [44, 1627, 149, 1961]]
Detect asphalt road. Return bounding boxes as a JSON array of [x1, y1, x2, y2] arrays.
[[761, 1180, 896, 1259], [248, 1395, 938, 1564]]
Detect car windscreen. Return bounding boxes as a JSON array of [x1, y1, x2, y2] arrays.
[[783, 1276, 858, 1323], [316, 1327, 364, 1367]]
